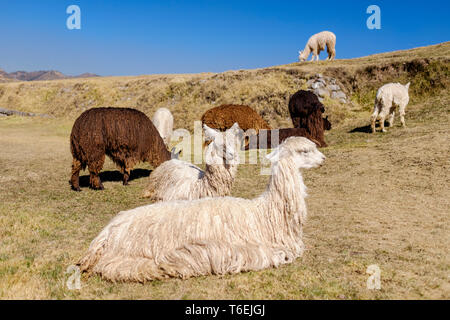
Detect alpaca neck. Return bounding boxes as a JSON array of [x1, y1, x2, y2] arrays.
[[306, 112, 324, 142], [258, 158, 307, 235], [203, 162, 238, 195], [148, 138, 172, 167], [303, 46, 311, 57]]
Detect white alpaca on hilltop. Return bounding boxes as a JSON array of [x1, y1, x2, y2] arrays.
[[142, 123, 244, 201], [78, 137, 325, 282], [298, 31, 336, 62], [152, 108, 173, 146], [371, 82, 410, 133]]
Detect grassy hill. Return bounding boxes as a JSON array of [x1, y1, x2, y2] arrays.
[[0, 42, 448, 129], [0, 42, 448, 299]]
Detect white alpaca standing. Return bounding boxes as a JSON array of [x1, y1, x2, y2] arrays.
[[152, 108, 174, 146], [370, 82, 410, 133], [78, 137, 325, 282], [298, 31, 336, 62], [142, 123, 244, 201]]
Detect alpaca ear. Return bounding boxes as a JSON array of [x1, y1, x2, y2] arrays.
[[230, 122, 241, 132], [170, 147, 181, 159], [405, 82, 411, 90], [229, 123, 244, 139], [203, 125, 219, 141]]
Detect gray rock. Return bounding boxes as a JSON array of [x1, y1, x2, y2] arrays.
[[316, 78, 326, 84], [331, 91, 347, 100], [311, 82, 325, 90], [339, 98, 347, 104], [315, 73, 323, 78], [328, 84, 341, 91], [314, 88, 330, 98]]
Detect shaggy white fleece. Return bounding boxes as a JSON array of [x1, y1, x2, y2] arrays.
[[152, 108, 174, 146], [299, 31, 336, 62], [142, 123, 243, 201], [371, 82, 410, 133], [78, 137, 325, 282]]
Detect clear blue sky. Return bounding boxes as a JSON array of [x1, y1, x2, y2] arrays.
[[1, 0, 449, 76]]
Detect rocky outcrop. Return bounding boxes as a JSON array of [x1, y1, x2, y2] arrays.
[[307, 74, 348, 104]]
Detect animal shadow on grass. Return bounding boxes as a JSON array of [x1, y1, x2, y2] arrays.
[[350, 121, 389, 134], [78, 169, 152, 188]]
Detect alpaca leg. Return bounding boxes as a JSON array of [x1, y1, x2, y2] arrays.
[[388, 111, 395, 127], [87, 255, 167, 283], [70, 158, 82, 191], [399, 105, 406, 127], [88, 154, 105, 190], [379, 115, 387, 133], [123, 167, 131, 186], [328, 44, 336, 60], [157, 241, 285, 279], [370, 111, 378, 133]]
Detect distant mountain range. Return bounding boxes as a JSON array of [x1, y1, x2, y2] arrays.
[[0, 68, 99, 82]]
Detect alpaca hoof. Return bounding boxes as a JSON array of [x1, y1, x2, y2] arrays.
[[123, 181, 129, 186]]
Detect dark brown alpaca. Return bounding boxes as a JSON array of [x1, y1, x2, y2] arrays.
[[70, 107, 172, 191], [288, 90, 329, 147], [245, 128, 322, 150], [201, 104, 271, 132]]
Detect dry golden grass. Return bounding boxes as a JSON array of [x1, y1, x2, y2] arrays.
[[1, 42, 447, 131], [0, 42, 449, 299]]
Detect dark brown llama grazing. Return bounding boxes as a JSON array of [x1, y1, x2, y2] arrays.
[[288, 90, 329, 147], [201, 104, 271, 132], [245, 128, 322, 150], [70, 107, 173, 191]]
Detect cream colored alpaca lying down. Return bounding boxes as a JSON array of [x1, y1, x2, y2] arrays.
[[142, 123, 243, 201], [78, 137, 325, 282], [371, 82, 410, 133]]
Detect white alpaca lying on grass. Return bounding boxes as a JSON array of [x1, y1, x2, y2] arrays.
[[371, 82, 410, 133], [298, 31, 336, 62], [142, 123, 244, 201], [152, 108, 174, 146], [78, 137, 325, 282]]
